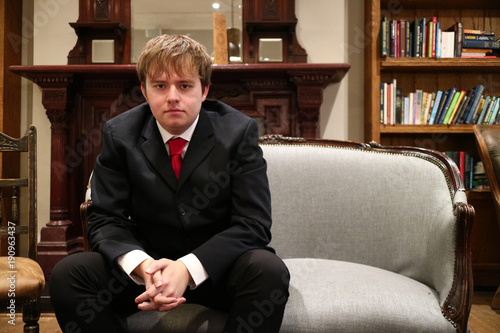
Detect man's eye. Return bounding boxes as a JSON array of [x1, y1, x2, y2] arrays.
[[181, 84, 191, 89], [155, 84, 165, 89]]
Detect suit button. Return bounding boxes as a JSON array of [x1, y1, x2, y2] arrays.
[[178, 207, 187, 216]]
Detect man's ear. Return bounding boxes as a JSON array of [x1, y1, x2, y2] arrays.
[[141, 82, 148, 100], [202, 85, 209, 101]]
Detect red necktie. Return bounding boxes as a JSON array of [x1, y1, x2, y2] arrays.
[[168, 138, 186, 179]]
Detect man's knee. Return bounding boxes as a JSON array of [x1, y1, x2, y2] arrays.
[[51, 252, 101, 282], [232, 249, 290, 294]]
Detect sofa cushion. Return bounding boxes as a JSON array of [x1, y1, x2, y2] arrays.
[[121, 258, 455, 333], [281, 258, 455, 333]]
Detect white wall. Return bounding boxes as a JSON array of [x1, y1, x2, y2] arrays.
[[22, 0, 78, 237], [23, 0, 365, 236], [296, 0, 364, 141]]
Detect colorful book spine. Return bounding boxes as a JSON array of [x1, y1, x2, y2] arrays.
[[465, 85, 485, 124], [438, 88, 457, 124], [477, 96, 491, 124], [445, 90, 465, 124], [462, 39, 500, 49], [428, 90, 443, 124], [380, 16, 389, 57]]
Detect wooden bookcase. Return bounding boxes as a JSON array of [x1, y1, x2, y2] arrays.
[[364, 0, 500, 287]]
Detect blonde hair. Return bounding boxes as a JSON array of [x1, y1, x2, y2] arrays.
[[137, 34, 212, 89]]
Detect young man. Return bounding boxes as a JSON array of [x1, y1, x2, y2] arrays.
[[50, 35, 290, 332]]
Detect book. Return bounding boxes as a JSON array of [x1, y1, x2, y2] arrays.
[[440, 31, 455, 58], [477, 96, 491, 124], [482, 97, 497, 124], [400, 19, 406, 57], [428, 90, 443, 124], [383, 83, 388, 123], [471, 98, 486, 124], [436, 89, 453, 124], [463, 33, 495, 41], [488, 98, 500, 123], [408, 92, 414, 124], [386, 82, 392, 124], [403, 97, 410, 124], [421, 18, 427, 57], [390, 20, 396, 57], [451, 90, 471, 124], [465, 85, 485, 124], [463, 29, 495, 35], [395, 20, 400, 58], [462, 39, 500, 49], [415, 89, 423, 124], [436, 22, 441, 58], [446, 22, 462, 57], [413, 19, 421, 57], [427, 20, 434, 58], [392, 79, 397, 124], [444, 90, 465, 124], [442, 90, 461, 124], [454, 88, 474, 124], [462, 48, 493, 53], [396, 87, 403, 123], [380, 83, 385, 123], [405, 19, 411, 57], [461, 47, 494, 57], [380, 16, 389, 57], [431, 17, 437, 58], [422, 92, 434, 123]]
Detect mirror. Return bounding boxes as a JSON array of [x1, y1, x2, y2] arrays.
[[131, 0, 243, 63], [259, 38, 283, 62]]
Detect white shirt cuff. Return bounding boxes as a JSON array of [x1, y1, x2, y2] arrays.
[[116, 250, 152, 285], [178, 253, 209, 289]]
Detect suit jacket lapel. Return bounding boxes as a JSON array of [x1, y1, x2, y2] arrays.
[[178, 108, 215, 188], [140, 108, 215, 190], [140, 115, 178, 190]]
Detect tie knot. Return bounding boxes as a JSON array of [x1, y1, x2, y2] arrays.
[[168, 138, 186, 156]]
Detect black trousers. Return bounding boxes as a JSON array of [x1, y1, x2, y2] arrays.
[[49, 249, 290, 333]]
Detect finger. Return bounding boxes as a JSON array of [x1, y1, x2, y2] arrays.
[[157, 298, 186, 312], [151, 270, 163, 288], [137, 301, 160, 311], [137, 296, 184, 311], [145, 258, 171, 275], [152, 294, 182, 304], [135, 284, 160, 304]]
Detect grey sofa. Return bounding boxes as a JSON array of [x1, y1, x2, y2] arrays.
[[82, 136, 473, 332]]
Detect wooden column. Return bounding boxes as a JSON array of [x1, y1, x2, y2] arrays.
[[33, 74, 83, 277]]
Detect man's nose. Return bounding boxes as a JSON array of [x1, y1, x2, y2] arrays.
[[166, 86, 180, 102]]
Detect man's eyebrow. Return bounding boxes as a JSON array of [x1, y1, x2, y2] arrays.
[[149, 78, 196, 84]]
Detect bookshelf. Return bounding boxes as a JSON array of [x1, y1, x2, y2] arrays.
[[365, 0, 500, 287]]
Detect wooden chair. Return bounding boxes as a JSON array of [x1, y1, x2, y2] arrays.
[[0, 125, 44, 332], [473, 124, 500, 309]]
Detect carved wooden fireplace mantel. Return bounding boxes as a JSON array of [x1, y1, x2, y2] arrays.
[[10, 62, 350, 276]]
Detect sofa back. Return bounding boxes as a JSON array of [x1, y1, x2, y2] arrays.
[[260, 141, 465, 302]]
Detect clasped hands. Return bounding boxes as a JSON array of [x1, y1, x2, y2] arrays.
[[134, 258, 191, 312]]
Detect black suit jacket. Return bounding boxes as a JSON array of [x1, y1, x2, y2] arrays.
[[87, 100, 273, 284]]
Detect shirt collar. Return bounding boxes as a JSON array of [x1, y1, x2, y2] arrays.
[[156, 114, 199, 144]]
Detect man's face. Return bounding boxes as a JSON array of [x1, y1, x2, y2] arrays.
[[142, 69, 209, 135]]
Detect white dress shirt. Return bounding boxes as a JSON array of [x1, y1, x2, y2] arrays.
[[116, 114, 209, 289]]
